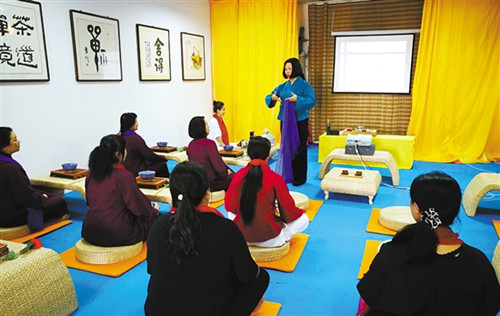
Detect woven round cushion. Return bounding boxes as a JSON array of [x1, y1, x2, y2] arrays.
[[209, 190, 225, 203], [0, 225, 30, 240], [248, 242, 290, 263], [378, 206, 416, 231], [289, 191, 309, 210], [75, 239, 143, 264]]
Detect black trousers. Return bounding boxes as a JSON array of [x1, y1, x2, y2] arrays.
[[280, 118, 309, 184], [225, 268, 270, 315], [292, 118, 309, 184]]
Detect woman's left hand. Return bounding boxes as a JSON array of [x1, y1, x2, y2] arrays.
[[286, 92, 297, 102]]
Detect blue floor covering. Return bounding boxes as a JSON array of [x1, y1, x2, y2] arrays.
[[37, 144, 500, 316]]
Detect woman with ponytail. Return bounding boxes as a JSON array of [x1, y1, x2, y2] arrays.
[[225, 136, 308, 247], [145, 161, 269, 315], [207, 100, 229, 148], [82, 134, 159, 247], [357, 172, 500, 315]]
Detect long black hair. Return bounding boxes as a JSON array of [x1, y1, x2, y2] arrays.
[[282, 57, 305, 80], [392, 172, 461, 265], [165, 161, 209, 264], [88, 134, 126, 181], [240, 136, 271, 225], [120, 112, 137, 134]]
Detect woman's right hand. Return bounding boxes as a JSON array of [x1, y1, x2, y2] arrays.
[[271, 91, 281, 102]]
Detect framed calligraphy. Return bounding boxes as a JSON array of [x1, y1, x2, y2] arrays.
[[136, 24, 171, 81], [180, 32, 205, 81], [0, 0, 49, 82], [69, 10, 122, 81]]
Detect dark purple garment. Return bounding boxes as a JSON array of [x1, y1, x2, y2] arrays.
[[0, 153, 68, 227], [122, 131, 169, 177], [187, 138, 233, 191], [275, 100, 300, 183], [83, 167, 159, 247]]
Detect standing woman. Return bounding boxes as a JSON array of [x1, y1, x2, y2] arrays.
[[83, 134, 159, 247], [119, 112, 169, 178], [0, 127, 68, 230], [145, 161, 269, 315], [187, 116, 233, 192], [208, 100, 229, 148], [357, 172, 500, 315], [265, 57, 316, 186]]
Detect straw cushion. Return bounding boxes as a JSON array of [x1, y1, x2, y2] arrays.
[[249, 242, 290, 263], [378, 206, 416, 231], [209, 190, 225, 203], [0, 239, 78, 315], [75, 239, 143, 264], [0, 225, 30, 240], [289, 191, 309, 210], [492, 241, 500, 283], [462, 173, 500, 217]]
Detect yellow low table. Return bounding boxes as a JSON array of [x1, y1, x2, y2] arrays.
[[319, 148, 399, 185], [318, 133, 415, 169], [321, 167, 381, 204]]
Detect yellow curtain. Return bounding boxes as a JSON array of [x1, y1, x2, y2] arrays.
[[210, 0, 297, 143], [408, 0, 500, 163]]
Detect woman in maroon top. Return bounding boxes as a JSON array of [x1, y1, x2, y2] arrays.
[[119, 112, 169, 178], [0, 127, 68, 230], [187, 116, 233, 192], [83, 134, 160, 247], [225, 136, 309, 247]]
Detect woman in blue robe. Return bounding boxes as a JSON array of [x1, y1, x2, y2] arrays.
[[265, 57, 316, 186]]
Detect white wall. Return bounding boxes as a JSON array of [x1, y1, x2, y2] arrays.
[[0, 0, 213, 176]]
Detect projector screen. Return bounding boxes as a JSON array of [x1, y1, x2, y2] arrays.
[[332, 34, 414, 94]]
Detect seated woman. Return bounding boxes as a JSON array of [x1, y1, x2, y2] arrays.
[[145, 161, 269, 315], [0, 127, 68, 230], [187, 116, 233, 192], [225, 136, 309, 247], [357, 172, 500, 315], [207, 100, 229, 148], [119, 112, 169, 178], [82, 134, 160, 247]]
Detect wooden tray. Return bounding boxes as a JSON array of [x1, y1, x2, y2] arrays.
[[136, 176, 168, 190], [219, 149, 244, 157], [50, 169, 88, 179], [150, 146, 177, 153]]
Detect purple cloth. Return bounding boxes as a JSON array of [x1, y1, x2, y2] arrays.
[[275, 100, 300, 183], [122, 130, 137, 136]]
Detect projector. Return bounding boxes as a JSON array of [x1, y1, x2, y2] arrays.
[[345, 134, 375, 155], [345, 134, 373, 146]]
